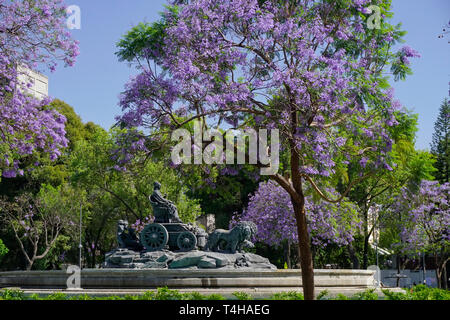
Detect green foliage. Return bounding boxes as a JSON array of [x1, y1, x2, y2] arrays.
[[232, 291, 254, 300], [151, 287, 186, 300], [316, 290, 330, 300], [97, 295, 125, 300], [115, 5, 179, 62], [181, 291, 208, 300], [48, 99, 98, 151], [270, 291, 304, 300], [0, 185, 81, 270], [27, 100, 101, 189], [0, 238, 8, 262], [203, 293, 227, 300], [45, 292, 69, 300], [431, 98, 449, 184], [69, 294, 94, 300], [70, 127, 203, 223], [1, 289, 25, 300], [381, 285, 450, 300], [334, 293, 349, 300], [189, 166, 261, 229], [1, 286, 449, 300], [350, 288, 378, 300]]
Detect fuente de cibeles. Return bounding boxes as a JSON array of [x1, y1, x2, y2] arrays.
[[104, 181, 276, 270]]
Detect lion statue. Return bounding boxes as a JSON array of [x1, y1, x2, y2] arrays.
[[205, 221, 257, 254], [117, 220, 143, 251]]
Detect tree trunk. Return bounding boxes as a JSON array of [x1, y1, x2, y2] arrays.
[[26, 259, 34, 271], [363, 235, 369, 269], [347, 242, 360, 269], [443, 260, 448, 290], [435, 254, 441, 289], [435, 254, 449, 290], [292, 197, 315, 300], [284, 241, 292, 269]]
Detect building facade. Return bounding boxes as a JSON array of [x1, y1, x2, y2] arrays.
[[16, 65, 49, 100]]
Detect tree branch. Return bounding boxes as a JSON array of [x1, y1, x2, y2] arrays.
[[302, 171, 376, 203]]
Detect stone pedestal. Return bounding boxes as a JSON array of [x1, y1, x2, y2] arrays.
[[103, 249, 277, 270]]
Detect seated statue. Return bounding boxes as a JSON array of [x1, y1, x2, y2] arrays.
[[117, 220, 144, 251], [149, 181, 182, 223], [205, 221, 257, 254]]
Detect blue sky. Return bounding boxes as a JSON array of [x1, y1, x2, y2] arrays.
[[47, 0, 450, 150]]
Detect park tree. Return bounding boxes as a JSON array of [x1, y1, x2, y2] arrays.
[[0, 184, 81, 270], [0, 99, 100, 199], [231, 180, 360, 268], [70, 126, 203, 224], [0, 0, 79, 178], [344, 111, 437, 268], [431, 98, 449, 184], [115, 0, 419, 299], [384, 180, 450, 289]]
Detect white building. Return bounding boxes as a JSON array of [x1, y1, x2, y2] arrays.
[[16, 65, 49, 100]]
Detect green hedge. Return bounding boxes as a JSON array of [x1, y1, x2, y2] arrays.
[[0, 285, 449, 300]]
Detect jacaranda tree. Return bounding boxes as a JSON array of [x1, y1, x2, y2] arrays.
[[0, 0, 79, 178], [231, 180, 360, 248], [385, 180, 450, 289], [115, 0, 418, 299]]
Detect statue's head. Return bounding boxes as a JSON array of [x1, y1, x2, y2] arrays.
[[241, 221, 257, 239], [118, 220, 128, 230], [153, 181, 161, 190]]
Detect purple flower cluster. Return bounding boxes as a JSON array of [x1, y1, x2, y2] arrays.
[[131, 216, 154, 233], [0, 0, 79, 177], [230, 180, 361, 247], [387, 180, 450, 254], [110, 129, 148, 172], [398, 45, 421, 65]]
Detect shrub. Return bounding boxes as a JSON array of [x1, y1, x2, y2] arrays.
[[382, 285, 450, 300], [316, 290, 330, 300], [334, 293, 349, 300], [381, 289, 410, 300], [70, 294, 94, 300], [152, 287, 185, 300], [97, 295, 125, 300], [182, 291, 207, 300], [1, 289, 25, 300], [350, 289, 379, 300], [232, 291, 254, 300], [1, 286, 448, 300], [204, 293, 226, 300], [45, 292, 68, 300], [270, 291, 304, 300]]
